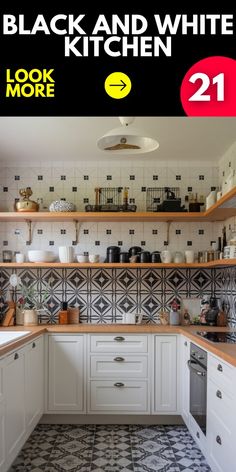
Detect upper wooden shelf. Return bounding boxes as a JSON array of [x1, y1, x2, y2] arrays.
[[0, 187, 236, 223], [0, 260, 235, 269]]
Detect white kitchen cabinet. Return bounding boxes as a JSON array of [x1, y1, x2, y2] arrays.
[[48, 335, 85, 412], [180, 336, 190, 426], [25, 336, 44, 429], [88, 334, 150, 414], [90, 355, 148, 378], [0, 359, 5, 471], [90, 380, 148, 412], [207, 353, 236, 472], [90, 334, 148, 353], [3, 347, 26, 466], [153, 335, 177, 413]]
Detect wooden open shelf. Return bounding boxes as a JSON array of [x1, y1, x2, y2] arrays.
[[0, 259, 235, 269], [0, 187, 236, 223]]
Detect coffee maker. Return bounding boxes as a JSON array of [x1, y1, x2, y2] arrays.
[[205, 297, 219, 326]]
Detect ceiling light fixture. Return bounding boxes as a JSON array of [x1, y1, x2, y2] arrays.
[[97, 117, 159, 154]]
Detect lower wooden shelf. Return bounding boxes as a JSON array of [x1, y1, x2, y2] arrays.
[[0, 260, 235, 269]]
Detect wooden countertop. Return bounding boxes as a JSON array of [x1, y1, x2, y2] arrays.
[[1, 324, 236, 367]]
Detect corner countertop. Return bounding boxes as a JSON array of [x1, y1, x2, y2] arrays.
[[1, 324, 236, 367]]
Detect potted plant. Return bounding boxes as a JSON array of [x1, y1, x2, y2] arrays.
[[17, 282, 49, 326]]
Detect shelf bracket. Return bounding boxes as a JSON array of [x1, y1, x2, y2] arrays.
[[73, 220, 80, 245], [25, 219, 32, 245], [166, 221, 172, 245]]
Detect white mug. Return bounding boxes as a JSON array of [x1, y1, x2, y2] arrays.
[[58, 246, 74, 263], [15, 252, 24, 263], [185, 250, 195, 263], [89, 254, 100, 263], [122, 313, 143, 324], [161, 250, 172, 263]]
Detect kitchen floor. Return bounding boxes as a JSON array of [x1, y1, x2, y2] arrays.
[[10, 424, 211, 471]]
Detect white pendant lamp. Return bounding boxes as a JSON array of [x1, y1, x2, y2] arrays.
[[97, 117, 159, 154]]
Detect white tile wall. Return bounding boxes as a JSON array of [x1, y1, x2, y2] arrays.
[[0, 159, 226, 260]]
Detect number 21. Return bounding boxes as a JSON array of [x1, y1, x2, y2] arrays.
[[188, 73, 224, 102]]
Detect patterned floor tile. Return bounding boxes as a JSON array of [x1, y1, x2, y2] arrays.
[[10, 424, 211, 472]]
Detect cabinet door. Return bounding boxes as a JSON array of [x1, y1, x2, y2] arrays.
[[48, 335, 84, 411], [3, 348, 26, 461], [25, 336, 44, 429], [153, 336, 177, 413], [180, 336, 190, 426]]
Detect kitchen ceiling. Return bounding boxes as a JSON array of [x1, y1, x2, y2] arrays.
[[0, 117, 235, 163]]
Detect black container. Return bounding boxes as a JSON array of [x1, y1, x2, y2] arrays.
[[119, 252, 129, 263], [140, 251, 151, 263], [107, 253, 120, 263], [128, 246, 142, 256], [107, 246, 120, 254], [151, 252, 161, 263]]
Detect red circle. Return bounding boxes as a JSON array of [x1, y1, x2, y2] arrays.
[[180, 56, 236, 116]]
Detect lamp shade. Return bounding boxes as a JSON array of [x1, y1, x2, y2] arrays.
[[97, 118, 159, 154]]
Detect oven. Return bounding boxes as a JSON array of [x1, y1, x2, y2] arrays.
[[188, 342, 207, 435]]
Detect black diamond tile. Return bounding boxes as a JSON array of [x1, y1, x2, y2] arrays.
[[166, 270, 186, 290], [92, 270, 112, 290], [92, 294, 112, 316], [66, 269, 87, 290], [117, 295, 135, 313], [116, 269, 137, 291]]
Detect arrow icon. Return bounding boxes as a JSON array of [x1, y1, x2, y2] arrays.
[[110, 79, 127, 91]]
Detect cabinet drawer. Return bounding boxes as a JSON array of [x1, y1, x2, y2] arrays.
[[208, 354, 236, 397], [208, 379, 235, 432], [90, 335, 148, 353], [90, 355, 148, 378], [90, 380, 148, 412], [207, 411, 234, 472]]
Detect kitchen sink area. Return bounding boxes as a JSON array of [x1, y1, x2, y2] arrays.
[[0, 331, 31, 347]]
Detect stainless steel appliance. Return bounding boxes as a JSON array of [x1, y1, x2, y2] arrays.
[[188, 343, 207, 435], [197, 331, 236, 343]]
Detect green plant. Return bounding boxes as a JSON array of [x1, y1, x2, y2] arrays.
[[17, 283, 49, 311]]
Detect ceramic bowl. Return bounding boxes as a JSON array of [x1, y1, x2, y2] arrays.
[[77, 254, 89, 263], [49, 200, 75, 212], [28, 250, 56, 262], [89, 254, 100, 263]]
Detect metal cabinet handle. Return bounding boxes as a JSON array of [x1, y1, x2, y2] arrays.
[[114, 382, 125, 387], [196, 432, 200, 439], [14, 353, 19, 360], [114, 336, 125, 342], [114, 357, 125, 362], [184, 341, 187, 346], [216, 390, 222, 399], [216, 435, 222, 445], [217, 364, 223, 372], [32, 342, 36, 348]]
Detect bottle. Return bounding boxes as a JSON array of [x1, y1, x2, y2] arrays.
[[68, 306, 80, 324], [222, 226, 227, 250], [169, 299, 180, 326], [217, 310, 227, 327], [58, 301, 68, 324]]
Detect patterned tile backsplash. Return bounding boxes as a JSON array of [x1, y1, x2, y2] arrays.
[[0, 267, 223, 324]]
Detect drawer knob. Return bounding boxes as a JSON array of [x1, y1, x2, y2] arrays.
[[32, 342, 36, 348], [114, 382, 125, 387], [114, 357, 125, 362], [216, 390, 222, 399], [14, 352, 19, 360], [184, 341, 187, 346], [196, 431, 200, 439], [114, 336, 125, 342], [216, 435, 222, 445], [217, 364, 223, 372]]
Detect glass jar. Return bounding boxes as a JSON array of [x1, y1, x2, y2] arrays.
[[2, 250, 13, 262]]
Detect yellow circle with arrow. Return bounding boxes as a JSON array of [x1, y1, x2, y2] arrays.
[[104, 72, 132, 99]]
